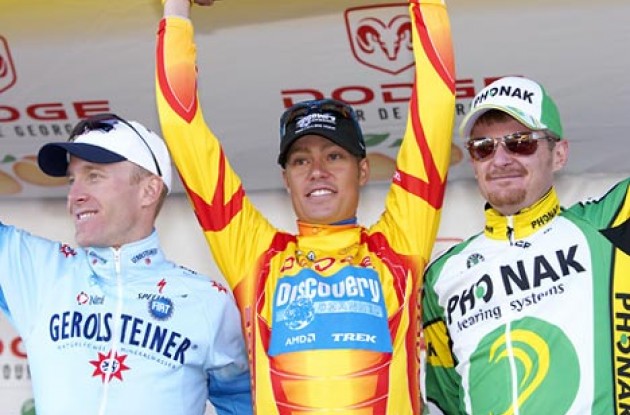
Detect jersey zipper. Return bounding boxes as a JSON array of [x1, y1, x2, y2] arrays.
[[506, 215, 515, 246], [98, 248, 124, 415]]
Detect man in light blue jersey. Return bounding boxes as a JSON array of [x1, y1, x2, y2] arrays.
[[0, 113, 252, 415]]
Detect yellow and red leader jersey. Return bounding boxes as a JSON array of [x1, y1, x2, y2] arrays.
[[156, 1, 455, 414]]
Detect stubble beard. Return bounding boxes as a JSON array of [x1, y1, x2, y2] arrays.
[[486, 187, 527, 214]]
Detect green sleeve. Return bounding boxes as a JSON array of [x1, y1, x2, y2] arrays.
[[423, 254, 466, 414]]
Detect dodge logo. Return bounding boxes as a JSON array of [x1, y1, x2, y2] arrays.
[[345, 4, 413, 75], [0, 36, 17, 94]]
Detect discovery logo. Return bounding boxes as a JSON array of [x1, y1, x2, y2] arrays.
[[0, 36, 17, 94], [345, 4, 412, 75]]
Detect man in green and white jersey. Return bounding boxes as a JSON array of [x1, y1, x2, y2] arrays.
[[423, 76, 630, 414]]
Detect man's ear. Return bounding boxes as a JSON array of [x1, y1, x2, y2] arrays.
[[552, 139, 569, 172], [142, 175, 164, 207], [358, 157, 370, 186]]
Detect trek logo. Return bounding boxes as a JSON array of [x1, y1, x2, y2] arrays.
[[344, 4, 412, 75], [472, 83, 535, 108], [0, 36, 17, 94], [446, 245, 586, 324]]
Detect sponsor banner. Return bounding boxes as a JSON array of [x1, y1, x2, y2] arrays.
[[0, 0, 629, 198]]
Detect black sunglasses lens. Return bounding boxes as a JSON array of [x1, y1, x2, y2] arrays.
[[281, 100, 354, 131], [504, 134, 538, 156], [67, 114, 162, 177], [282, 106, 309, 126], [69, 114, 121, 141], [469, 138, 496, 160]]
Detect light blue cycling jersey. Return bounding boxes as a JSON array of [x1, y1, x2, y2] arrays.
[[0, 223, 252, 415]]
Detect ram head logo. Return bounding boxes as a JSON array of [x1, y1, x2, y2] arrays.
[[0, 36, 17, 94], [345, 4, 413, 75]]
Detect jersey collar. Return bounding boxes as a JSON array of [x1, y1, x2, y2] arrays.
[[484, 188, 561, 241]]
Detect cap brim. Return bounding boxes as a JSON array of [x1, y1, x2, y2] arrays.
[[459, 104, 550, 139], [38, 142, 126, 177], [278, 128, 365, 167]]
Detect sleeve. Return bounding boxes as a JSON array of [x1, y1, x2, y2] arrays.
[[368, 1, 455, 409], [155, 17, 276, 296], [205, 290, 253, 415], [371, 0, 455, 253], [565, 177, 630, 229], [0, 222, 63, 337], [422, 257, 465, 415], [369, 0, 455, 284], [565, 178, 630, 254]]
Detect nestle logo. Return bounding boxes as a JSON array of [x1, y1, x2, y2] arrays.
[[344, 4, 412, 75], [0, 36, 17, 94]]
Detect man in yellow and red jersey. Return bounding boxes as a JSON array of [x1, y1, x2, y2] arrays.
[[155, 0, 455, 413]]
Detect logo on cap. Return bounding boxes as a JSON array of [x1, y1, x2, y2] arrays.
[[296, 113, 337, 132], [472, 84, 536, 108], [0, 36, 17, 94], [344, 4, 413, 75]]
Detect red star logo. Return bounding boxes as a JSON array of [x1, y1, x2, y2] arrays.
[[59, 244, 77, 258], [90, 350, 130, 383], [211, 280, 228, 293]]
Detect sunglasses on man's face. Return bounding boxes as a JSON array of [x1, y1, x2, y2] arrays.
[[69, 113, 162, 177], [279, 99, 358, 137], [466, 131, 560, 161]]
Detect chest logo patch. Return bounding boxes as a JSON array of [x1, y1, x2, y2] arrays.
[[90, 349, 131, 383]]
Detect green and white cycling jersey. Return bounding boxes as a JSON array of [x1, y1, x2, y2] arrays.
[[423, 178, 630, 414]]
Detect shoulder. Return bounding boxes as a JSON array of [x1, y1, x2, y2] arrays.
[[164, 263, 233, 299]]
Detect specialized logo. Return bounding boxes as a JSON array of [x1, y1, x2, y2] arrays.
[[0, 36, 17, 94], [90, 349, 130, 383], [468, 317, 578, 413], [157, 278, 166, 294], [344, 4, 412, 75]]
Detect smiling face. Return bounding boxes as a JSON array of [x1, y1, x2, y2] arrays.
[[66, 157, 161, 247], [469, 116, 568, 215], [282, 134, 369, 224]]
